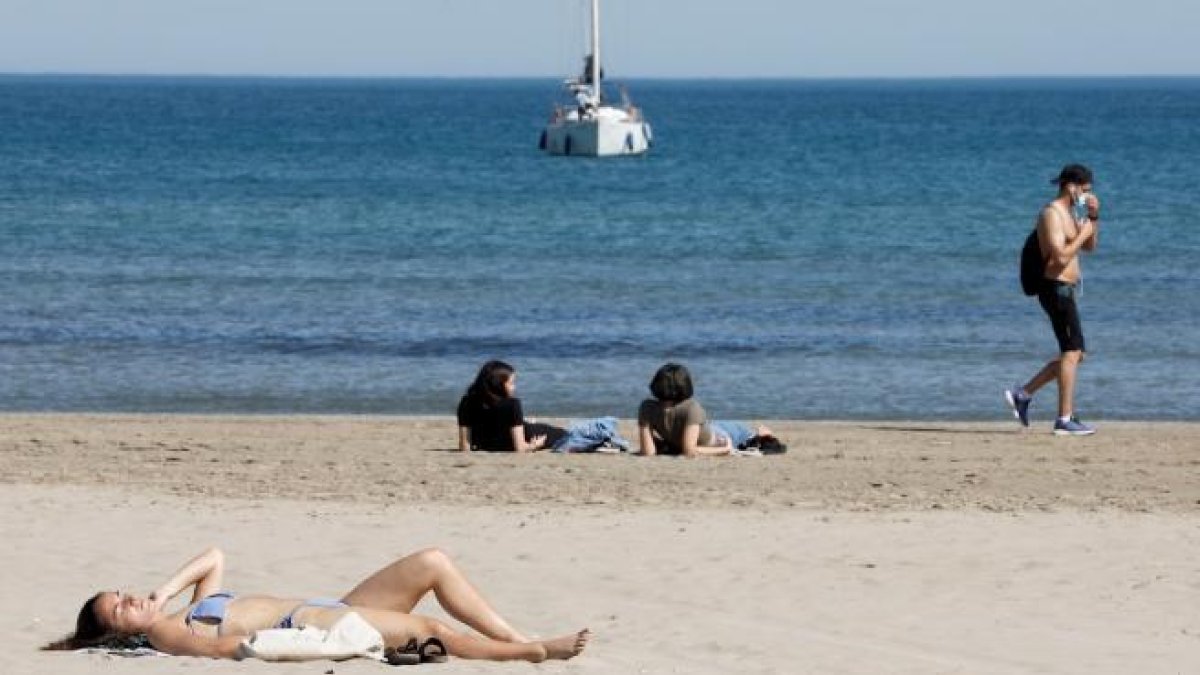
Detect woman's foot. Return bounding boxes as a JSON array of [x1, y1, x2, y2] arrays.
[[540, 629, 590, 660]]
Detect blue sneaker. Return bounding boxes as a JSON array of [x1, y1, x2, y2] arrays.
[[1004, 387, 1031, 427], [1053, 416, 1096, 436]]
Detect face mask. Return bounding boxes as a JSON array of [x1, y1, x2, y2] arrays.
[[1072, 190, 1090, 222]]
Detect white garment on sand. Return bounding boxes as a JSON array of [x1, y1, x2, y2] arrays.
[[236, 611, 385, 662]]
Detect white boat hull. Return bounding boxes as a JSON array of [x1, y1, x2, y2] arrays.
[[542, 114, 651, 157], [540, 0, 650, 158]]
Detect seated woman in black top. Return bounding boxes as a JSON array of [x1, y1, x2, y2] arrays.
[[456, 361, 565, 452]]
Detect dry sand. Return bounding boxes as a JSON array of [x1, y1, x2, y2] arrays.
[[2, 414, 1199, 673]]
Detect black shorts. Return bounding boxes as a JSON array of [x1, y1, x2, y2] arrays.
[[1037, 281, 1086, 353]]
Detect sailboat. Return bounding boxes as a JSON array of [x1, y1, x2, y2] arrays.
[[539, 0, 651, 157]]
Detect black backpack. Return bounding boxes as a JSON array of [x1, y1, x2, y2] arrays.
[[1019, 229, 1045, 296]]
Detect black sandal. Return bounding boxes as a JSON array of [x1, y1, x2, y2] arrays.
[[419, 637, 449, 664], [384, 638, 421, 666]]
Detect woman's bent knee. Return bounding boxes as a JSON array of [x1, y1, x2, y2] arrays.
[[412, 547, 452, 570]]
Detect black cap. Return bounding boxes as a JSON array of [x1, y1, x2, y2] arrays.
[[1052, 163, 1093, 186]]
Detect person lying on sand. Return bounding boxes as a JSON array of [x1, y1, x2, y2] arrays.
[[44, 546, 589, 663], [457, 360, 567, 452], [637, 362, 782, 457]]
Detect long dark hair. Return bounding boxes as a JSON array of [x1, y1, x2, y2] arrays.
[[466, 360, 515, 406], [649, 363, 694, 403], [42, 594, 110, 651]]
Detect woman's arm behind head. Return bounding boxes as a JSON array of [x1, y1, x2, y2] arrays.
[[152, 547, 225, 609]]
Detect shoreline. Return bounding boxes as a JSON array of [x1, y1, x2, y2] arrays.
[[7, 410, 1200, 422], [3, 414, 1197, 513]]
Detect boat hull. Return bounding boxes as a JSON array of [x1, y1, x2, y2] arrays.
[[542, 116, 651, 157]]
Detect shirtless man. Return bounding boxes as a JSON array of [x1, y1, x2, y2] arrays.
[[1006, 164, 1100, 435]]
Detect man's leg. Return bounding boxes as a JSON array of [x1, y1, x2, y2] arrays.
[[1056, 350, 1084, 418], [1052, 349, 1094, 435], [1006, 358, 1058, 427], [1022, 282, 1092, 433], [1023, 358, 1060, 397]]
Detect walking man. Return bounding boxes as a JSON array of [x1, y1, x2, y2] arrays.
[[1006, 164, 1100, 435]]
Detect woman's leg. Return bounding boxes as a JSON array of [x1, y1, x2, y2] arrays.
[[340, 547, 527, 642], [359, 610, 589, 663], [711, 420, 756, 448], [437, 624, 590, 662]]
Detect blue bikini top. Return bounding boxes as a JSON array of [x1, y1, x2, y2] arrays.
[[185, 592, 236, 625]]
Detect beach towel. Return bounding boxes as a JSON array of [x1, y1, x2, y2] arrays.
[[79, 646, 168, 658], [77, 635, 168, 658]]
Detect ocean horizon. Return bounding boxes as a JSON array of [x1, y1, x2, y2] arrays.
[[3, 72, 1198, 80]]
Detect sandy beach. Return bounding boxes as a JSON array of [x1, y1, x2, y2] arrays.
[[3, 414, 1199, 673]]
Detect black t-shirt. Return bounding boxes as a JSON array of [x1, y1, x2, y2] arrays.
[[456, 395, 524, 451]]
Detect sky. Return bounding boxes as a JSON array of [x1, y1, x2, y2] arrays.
[[1, 0, 1197, 79]]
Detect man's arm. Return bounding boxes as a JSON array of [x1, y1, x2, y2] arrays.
[[1081, 217, 1099, 252], [1081, 194, 1101, 252]]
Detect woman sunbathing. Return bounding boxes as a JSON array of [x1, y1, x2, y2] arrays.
[[44, 546, 589, 663]]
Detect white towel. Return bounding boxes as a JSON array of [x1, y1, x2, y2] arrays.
[[236, 611, 386, 662]]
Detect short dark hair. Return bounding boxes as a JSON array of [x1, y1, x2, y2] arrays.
[[649, 363, 694, 403], [466, 360, 515, 406], [1052, 163, 1093, 187]]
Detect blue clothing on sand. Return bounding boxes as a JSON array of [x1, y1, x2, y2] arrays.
[[709, 420, 755, 449], [551, 416, 631, 453]]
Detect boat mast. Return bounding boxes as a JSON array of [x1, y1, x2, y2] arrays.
[[590, 0, 601, 102]]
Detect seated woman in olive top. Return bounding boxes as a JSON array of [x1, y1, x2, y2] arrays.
[[44, 546, 588, 663], [637, 363, 773, 457], [456, 360, 566, 452]]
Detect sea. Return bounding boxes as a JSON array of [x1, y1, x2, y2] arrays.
[[2, 75, 1198, 420]]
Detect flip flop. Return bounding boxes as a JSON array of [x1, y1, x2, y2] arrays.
[[384, 638, 421, 666], [419, 637, 449, 664]]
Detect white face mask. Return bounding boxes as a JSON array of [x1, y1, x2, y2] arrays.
[[1071, 190, 1091, 222]]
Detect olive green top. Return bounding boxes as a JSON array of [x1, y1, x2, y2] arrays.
[[637, 398, 712, 453]]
